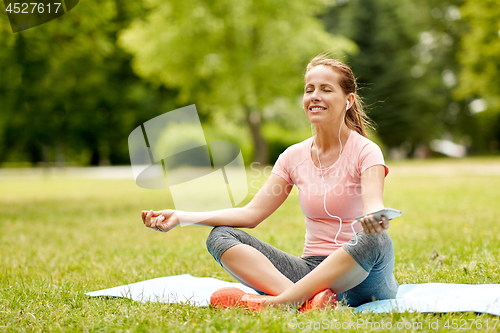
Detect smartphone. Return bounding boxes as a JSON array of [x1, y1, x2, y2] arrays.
[[355, 208, 402, 223]]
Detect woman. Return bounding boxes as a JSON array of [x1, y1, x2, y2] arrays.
[[142, 54, 399, 311]]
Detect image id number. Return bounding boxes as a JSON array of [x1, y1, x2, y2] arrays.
[[5, 2, 62, 14]]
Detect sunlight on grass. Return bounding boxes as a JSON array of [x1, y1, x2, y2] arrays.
[[1, 158, 500, 332]]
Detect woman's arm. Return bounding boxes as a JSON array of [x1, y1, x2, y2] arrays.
[[359, 164, 389, 234], [142, 174, 293, 232]]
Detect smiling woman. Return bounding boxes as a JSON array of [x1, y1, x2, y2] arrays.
[[304, 56, 373, 138], [142, 53, 398, 311]]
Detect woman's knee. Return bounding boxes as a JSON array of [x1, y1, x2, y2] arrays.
[[375, 231, 394, 257], [344, 231, 395, 271], [206, 226, 235, 252], [361, 231, 394, 261]]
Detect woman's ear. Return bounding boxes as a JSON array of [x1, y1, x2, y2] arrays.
[[347, 93, 355, 109]]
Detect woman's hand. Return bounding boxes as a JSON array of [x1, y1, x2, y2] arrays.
[[360, 215, 389, 235], [141, 209, 180, 233]]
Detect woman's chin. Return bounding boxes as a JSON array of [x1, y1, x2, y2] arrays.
[[308, 118, 331, 127]]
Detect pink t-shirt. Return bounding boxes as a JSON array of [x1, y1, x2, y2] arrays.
[[272, 130, 389, 257]]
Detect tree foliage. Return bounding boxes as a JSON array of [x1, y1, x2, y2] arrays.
[[323, 0, 447, 155], [0, 0, 177, 165], [2, 0, 500, 165], [456, 0, 500, 102], [455, 0, 500, 151], [119, 0, 356, 163]]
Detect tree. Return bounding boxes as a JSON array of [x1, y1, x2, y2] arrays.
[[413, 0, 472, 146], [0, 0, 178, 165], [119, 0, 356, 164], [322, 0, 451, 156], [0, 13, 18, 162], [455, 0, 500, 152]]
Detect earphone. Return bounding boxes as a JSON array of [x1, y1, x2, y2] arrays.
[[312, 100, 358, 246]]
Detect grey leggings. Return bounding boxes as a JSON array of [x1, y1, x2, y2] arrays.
[[206, 226, 399, 307]]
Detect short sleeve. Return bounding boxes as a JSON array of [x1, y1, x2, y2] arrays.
[[271, 150, 294, 184], [359, 143, 389, 177]]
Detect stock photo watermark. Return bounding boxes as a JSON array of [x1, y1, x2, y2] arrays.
[[247, 160, 378, 198], [289, 317, 499, 331], [128, 105, 382, 224], [128, 105, 248, 224], [3, 0, 78, 32]]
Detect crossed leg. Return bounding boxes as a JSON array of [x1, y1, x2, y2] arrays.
[[219, 244, 294, 296], [266, 248, 368, 307], [219, 243, 368, 307], [207, 226, 398, 308]]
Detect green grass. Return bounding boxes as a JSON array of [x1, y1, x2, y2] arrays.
[[1, 158, 500, 332]]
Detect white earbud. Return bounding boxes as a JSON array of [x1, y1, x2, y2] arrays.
[[311, 97, 358, 247]]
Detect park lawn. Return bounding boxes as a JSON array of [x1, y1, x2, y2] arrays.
[[1, 158, 500, 332]]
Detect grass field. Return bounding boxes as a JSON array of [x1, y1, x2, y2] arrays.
[[1, 157, 500, 332]]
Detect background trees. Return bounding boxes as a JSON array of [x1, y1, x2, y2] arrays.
[[0, 0, 499, 166], [322, 0, 472, 156], [118, 0, 355, 163], [0, 0, 177, 165], [455, 0, 500, 152]]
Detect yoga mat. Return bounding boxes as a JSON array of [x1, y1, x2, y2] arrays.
[[356, 283, 500, 316], [85, 274, 257, 306], [86, 274, 500, 315]]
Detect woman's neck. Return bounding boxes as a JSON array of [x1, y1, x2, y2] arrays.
[[314, 122, 351, 153]]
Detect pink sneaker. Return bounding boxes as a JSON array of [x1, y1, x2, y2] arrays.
[[299, 289, 338, 312], [240, 293, 273, 311], [210, 287, 272, 311]]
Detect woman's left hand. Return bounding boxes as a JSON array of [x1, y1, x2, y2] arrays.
[[360, 215, 389, 234]]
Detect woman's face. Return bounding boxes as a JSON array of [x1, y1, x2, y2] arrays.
[[303, 65, 350, 127]]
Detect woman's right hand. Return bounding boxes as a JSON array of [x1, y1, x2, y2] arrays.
[[141, 209, 180, 233]]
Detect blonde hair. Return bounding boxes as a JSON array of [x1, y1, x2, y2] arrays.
[[305, 54, 374, 137]]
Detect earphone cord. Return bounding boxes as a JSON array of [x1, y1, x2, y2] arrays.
[[313, 107, 358, 246]]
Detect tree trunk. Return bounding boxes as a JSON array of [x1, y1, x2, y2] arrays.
[[245, 106, 268, 165]]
